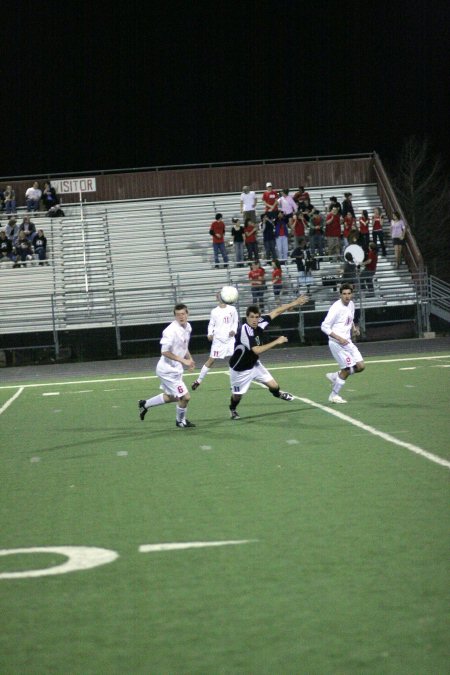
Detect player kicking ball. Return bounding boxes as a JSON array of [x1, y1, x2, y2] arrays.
[[191, 291, 239, 390], [138, 304, 196, 428], [320, 283, 365, 403], [228, 294, 309, 420]]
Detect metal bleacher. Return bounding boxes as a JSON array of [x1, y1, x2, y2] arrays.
[[0, 184, 429, 342]]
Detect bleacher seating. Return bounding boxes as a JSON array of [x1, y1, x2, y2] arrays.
[[0, 183, 421, 335]]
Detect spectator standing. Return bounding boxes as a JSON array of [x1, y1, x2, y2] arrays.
[[248, 261, 266, 309], [274, 211, 289, 263], [34, 229, 48, 265], [328, 196, 342, 214], [3, 185, 16, 214], [360, 242, 378, 294], [41, 181, 58, 210], [209, 213, 229, 269], [261, 213, 277, 263], [325, 206, 342, 257], [244, 218, 259, 262], [358, 210, 370, 252], [278, 189, 298, 229], [292, 210, 307, 249], [271, 260, 283, 305], [240, 186, 257, 223], [293, 185, 310, 210], [342, 212, 355, 250], [25, 181, 42, 212], [0, 230, 14, 262], [231, 217, 245, 267], [5, 217, 19, 243], [372, 207, 386, 255], [390, 210, 406, 269], [261, 182, 279, 220], [309, 209, 325, 257], [342, 192, 355, 218]]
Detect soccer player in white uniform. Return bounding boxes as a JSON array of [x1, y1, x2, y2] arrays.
[[228, 294, 309, 420], [138, 304, 196, 428], [320, 283, 365, 403], [191, 293, 239, 390]]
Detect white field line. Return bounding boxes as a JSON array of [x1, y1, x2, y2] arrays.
[[139, 540, 256, 553], [0, 354, 449, 390], [0, 387, 24, 415]]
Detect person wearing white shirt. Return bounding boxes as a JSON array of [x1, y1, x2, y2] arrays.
[[25, 181, 42, 212], [320, 283, 365, 403], [138, 304, 196, 427], [191, 294, 239, 390], [240, 185, 257, 222]]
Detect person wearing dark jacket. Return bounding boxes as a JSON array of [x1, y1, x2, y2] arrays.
[[34, 229, 48, 264]]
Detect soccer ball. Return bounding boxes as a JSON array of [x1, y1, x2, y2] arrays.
[[220, 285, 239, 304]]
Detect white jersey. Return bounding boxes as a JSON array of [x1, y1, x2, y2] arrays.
[[208, 305, 239, 343], [321, 299, 355, 342], [157, 320, 192, 375]]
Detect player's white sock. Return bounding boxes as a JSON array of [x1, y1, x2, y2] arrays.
[[332, 376, 346, 394], [145, 393, 165, 407], [198, 365, 210, 382], [176, 405, 186, 423]]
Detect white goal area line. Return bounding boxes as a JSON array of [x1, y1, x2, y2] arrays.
[[0, 387, 24, 416]]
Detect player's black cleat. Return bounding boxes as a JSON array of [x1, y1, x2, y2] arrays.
[[138, 399, 148, 421], [176, 419, 196, 428], [191, 380, 201, 390], [230, 409, 241, 420], [279, 391, 294, 401]]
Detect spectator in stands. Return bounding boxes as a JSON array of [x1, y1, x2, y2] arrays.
[[278, 189, 298, 229], [47, 204, 65, 217], [372, 207, 386, 255], [360, 242, 378, 294], [240, 186, 257, 223], [347, 219, 360, 245], [248, 260, 266, 309], [292, 209, 307, 249], [341, 251, 358, 285], [231, 217, 245, 267], [358, 209, 370, 252], [209, 213, 229, 269], [271, 259, 283, 305], [342, 192, 355, 218], [328, 196, 342, 214], [325, 206, 342, 258], [274, 211, 289, 264], [14, 230, 34, 267], [3, 185, 16, 214], [19, 216, 37, 242], [293, 185, 310, 210], [5, 217, 19, 243], [25, 181, 42, 212], [342, 212, 355, 251], [261, 182, 279, 220], [244, 217, 259, 262], [309, 209, 325, 257], [33, 229, 48, 265], [390, 210, 406, 269], [0, 230, 15, 263], [41, 181, 58, 210], [261, 213, 277, 264]]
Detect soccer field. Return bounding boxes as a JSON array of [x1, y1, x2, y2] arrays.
[[1, 350, 449, 674]]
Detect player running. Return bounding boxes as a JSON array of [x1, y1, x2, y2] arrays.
[[192, 292, 239, 390], [138, 304, 196, 428], [228, 294, 309, 420], [320, 283, 365, 403]]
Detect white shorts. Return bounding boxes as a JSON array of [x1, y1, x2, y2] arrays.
[[229, 362, 274, 395], [329, 339, 363, 370], [156, 366, 188, 398], [210, 338, 234, 360]]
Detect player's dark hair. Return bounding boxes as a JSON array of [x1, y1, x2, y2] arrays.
[[246, 304, 261, 316], [339, 283, 354, 294], [174, 303, 188, 313]]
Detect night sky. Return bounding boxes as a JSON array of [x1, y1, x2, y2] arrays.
[[4, 0, 449, 178]]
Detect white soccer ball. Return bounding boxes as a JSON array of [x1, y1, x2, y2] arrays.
[[220, 285, 239, 304]]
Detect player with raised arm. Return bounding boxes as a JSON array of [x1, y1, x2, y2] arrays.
[[138, 304, 196, 428], [320, 283, 365, 403], [192, 292, 239, 390], [228, 294, 309, 420]]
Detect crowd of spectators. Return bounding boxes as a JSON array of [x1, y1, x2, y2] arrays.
[[1, 180, 64, 218]]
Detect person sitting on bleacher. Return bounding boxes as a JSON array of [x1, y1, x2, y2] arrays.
[[19, 216, 37, 242], [25, 181, 42, 212], [0, 230, 15, 263], [3, 185, 16, 214], [13, 231, 34, 267], [41, 181, 58, 211], [5, 217, 19, 244], [34, 229, 48, 265], [47, 204, 65, 217]]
